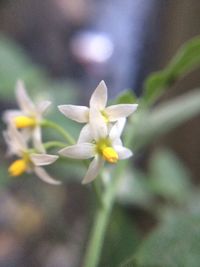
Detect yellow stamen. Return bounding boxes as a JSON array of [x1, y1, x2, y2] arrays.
[[102, 147, 118, 163], [8, 159, 28, 176], [14, 116, 36, 128], [101, 110, 109, 123]]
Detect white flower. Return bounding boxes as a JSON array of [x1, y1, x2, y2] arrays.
[[58, 80, 138, 129], [59, 114, 133, 184], [3, 80, 51, 152], [3, 126, 60, 185]]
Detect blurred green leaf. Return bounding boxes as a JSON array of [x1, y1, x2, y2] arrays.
[[148, 149, 191, 201], [134, 212, 200, 267], [133, 89, 200, 150], [119, 257, 138, 267], [99, 207, 140, 267], [144, 36, 200, 104], [117, 169, 153, 207], [0, 35, 47, 100], [116, 90, 138, 104]]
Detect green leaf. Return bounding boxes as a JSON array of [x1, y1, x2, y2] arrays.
[[144, 36, 200, 104], [119, 257, 138, 267], [134, 213, 200, 267], [99, 207, 140, 267], [133, 89, 200, 150], [117, 169, 153, 207], [148, 149, 191, 201], [116, 90, 138, 104], [0, 35, 47, 100]]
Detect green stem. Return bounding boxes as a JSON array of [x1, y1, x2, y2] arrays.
[[41, 119, 75, 144], [83, 125, 134, 267], [43, 141, 67, 150], [92, 179, 104, 208], [83, 201, 110, 267], [83, 160, 127, 267]]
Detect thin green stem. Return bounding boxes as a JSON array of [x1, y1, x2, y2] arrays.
[[92, 179, 104, 208], [41, 119, 75, 145], [83, 201, 110, 267], [83, 125, 134, 267], [83, 160, 127, 267], [43, 141, 67, 150]]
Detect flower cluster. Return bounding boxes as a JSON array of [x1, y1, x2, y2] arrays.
[[58, 81, 138, 183], [3, 80, 138, 185], [3, 81, 60, 184]]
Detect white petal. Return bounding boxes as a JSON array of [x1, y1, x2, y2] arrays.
[[89, 107, 107, 140], [77, 124, 93, 143], [109, 118, 126, 140], [37, 100, 51, 114], [89, 80, 107, 109], [30, 153, 58, 166], [114, 146, 133, 159], [34, 167, 61, 185], [16, 80, 36, 114], [9, 125, 28, 151], [3, 130, 17, 156], [20, 128, 32, 142], [59, 143, 95, 159], [3, 126, 28, 157], [82, 156, 104, 184], [105, 104, 138, 121], [33, 126, 45, 153], [58, 105, 89, 123], [2, 110, 23, 123], [112, 138, 123, 147]]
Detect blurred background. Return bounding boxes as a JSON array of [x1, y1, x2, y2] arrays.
[[0, 1, 200, 266]]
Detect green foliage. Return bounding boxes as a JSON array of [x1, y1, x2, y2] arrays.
[[99, 207, 141, 267], [116, 90, 138, 104], [117, 169, 152, 207], [132, 89, 200, 150], [0, 35, 78, 104], [117, 149, 191, 207], [0, 35, 47, 100], [144, 36, 200, 104], [134, 212, 200, 267], [148, 149, 191, 201]]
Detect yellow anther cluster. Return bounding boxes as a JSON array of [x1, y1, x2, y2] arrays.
[[14, 116, 36, 128], [102, 146, 118, 163], [8, 159, 28, 176]]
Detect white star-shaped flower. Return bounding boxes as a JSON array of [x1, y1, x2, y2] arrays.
[[59, 110, 132, 184], [3, 80, 51, 152], [3, 126, 60, 185], [58, 80, 138, 130]]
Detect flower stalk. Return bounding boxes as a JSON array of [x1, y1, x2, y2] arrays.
[[41, 119, 75, 145], [83, 160, 127, 267], [82, 123, 134, 267]]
